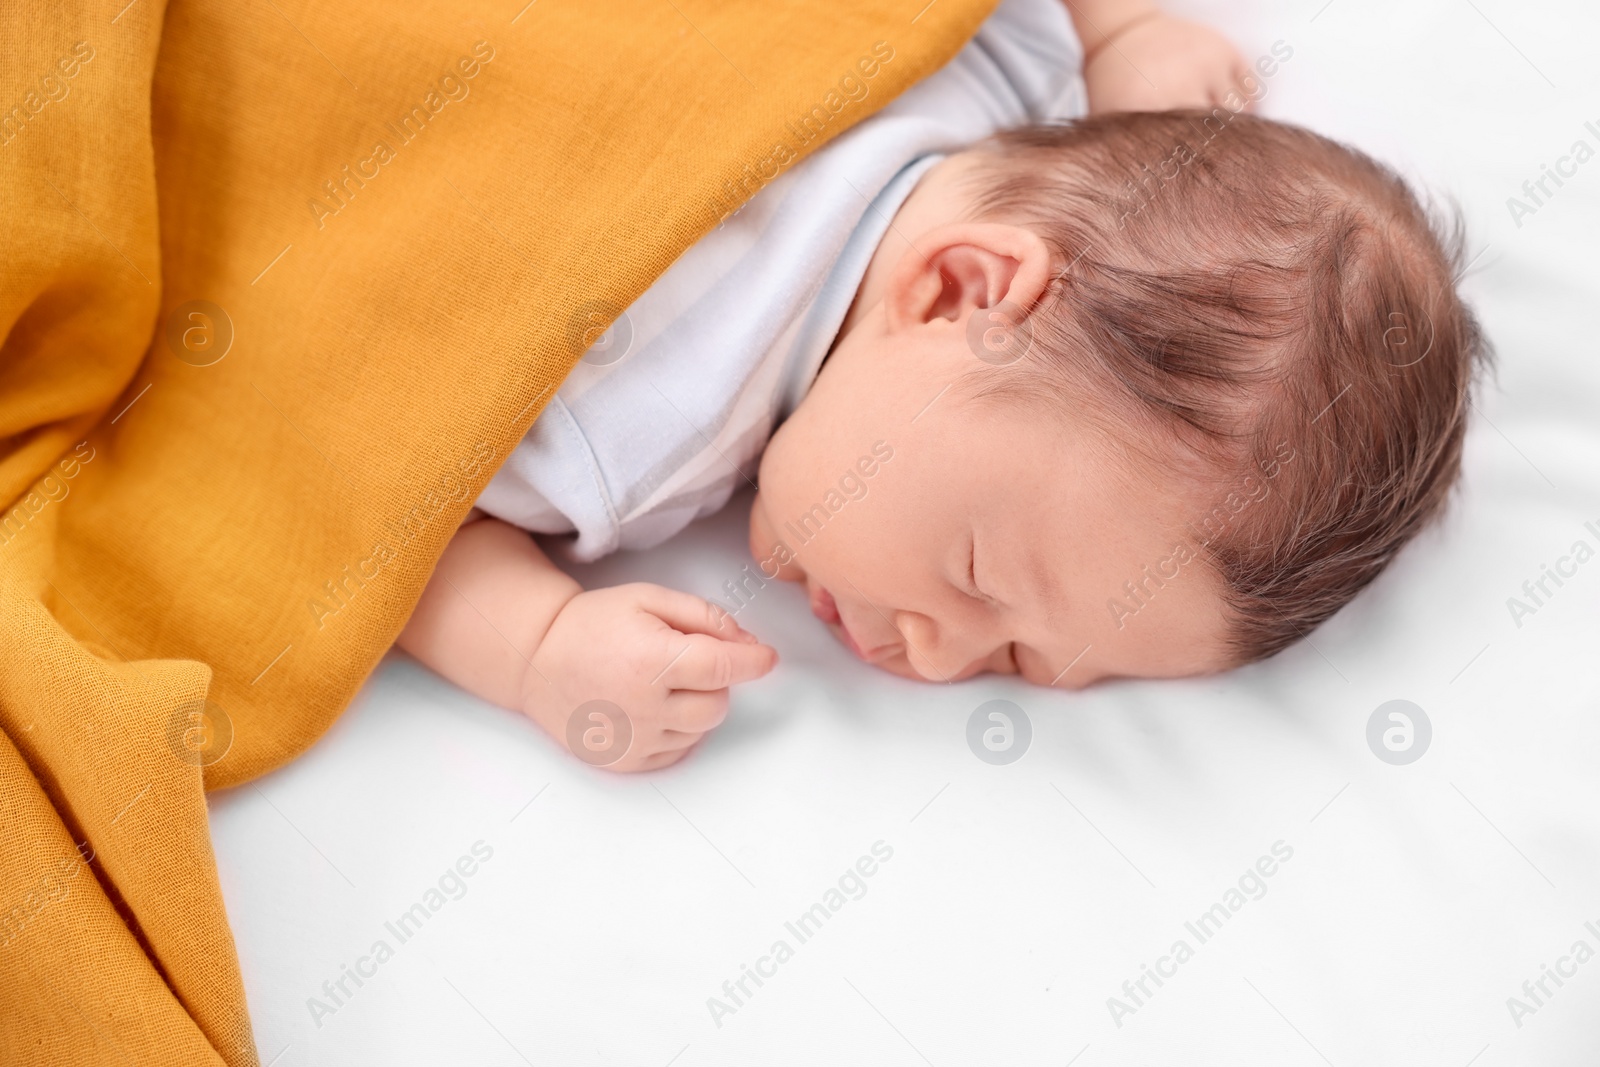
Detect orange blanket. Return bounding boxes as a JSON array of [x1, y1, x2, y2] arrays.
[[0, 0, 995, 1062]]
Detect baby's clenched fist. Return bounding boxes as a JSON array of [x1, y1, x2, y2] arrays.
[[522, 583, 778, 772]]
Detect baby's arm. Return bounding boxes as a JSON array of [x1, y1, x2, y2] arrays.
[[397, 513, 777, 772], [1062, 0, 1249, 114]]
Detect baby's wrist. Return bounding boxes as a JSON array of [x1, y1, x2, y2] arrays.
[[1081, 6, 1163, 68], [516, 582, 584, 710], [1066, 0, 1158, 59]]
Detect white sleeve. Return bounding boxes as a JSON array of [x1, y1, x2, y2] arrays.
[[977, 0, 1087, 123], [474, 394, 623, 561]]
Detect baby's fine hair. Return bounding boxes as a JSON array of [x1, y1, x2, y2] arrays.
[[962, 110, 1493, 665]]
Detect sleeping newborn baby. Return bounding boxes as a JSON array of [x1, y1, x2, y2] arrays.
[[397, 0, 1488, 770]]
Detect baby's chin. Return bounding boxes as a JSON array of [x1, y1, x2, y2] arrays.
[[746, 489, 805, 582]]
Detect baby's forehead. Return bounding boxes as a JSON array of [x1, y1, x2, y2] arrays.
[[958, 400, 1228, 574]]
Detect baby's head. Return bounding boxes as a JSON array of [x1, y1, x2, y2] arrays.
[[749, 110, 1491, 687]]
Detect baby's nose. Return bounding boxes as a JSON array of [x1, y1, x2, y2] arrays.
[[895, 611, 1000, 682]]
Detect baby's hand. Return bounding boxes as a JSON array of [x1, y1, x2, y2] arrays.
[[1082, 12, 1250, 114], [522, 583, 778, 772]]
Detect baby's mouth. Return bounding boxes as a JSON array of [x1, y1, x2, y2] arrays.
[[809, 583, 841, 625], [809, 583, 871, 660]]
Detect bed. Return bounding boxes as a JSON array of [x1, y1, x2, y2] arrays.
[[210, 0, 1600, 1062]]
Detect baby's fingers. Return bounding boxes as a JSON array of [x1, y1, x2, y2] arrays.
[[1225, 63, 1256, 110], [633, 583, 761, 643], [663, 690, 729, 732], [635, 746, 697, 772], [656, 631, 778, 691]]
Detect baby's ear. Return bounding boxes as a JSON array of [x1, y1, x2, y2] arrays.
[[883, 222, 1052, 333]]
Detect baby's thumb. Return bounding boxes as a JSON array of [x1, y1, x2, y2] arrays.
[[662, 632, 778, 691], [721, 637, 779, 684]]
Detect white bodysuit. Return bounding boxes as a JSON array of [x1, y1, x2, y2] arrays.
[[474, 0, 1084, 560]]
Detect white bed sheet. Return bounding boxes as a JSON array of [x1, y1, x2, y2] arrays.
[[211, 1, 1600, 1063]]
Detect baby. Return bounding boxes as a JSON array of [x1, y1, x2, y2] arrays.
[[397, 0, 1489, 771]]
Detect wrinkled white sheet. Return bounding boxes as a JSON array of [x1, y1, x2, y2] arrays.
[[212, 1, 1600, 1062]]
